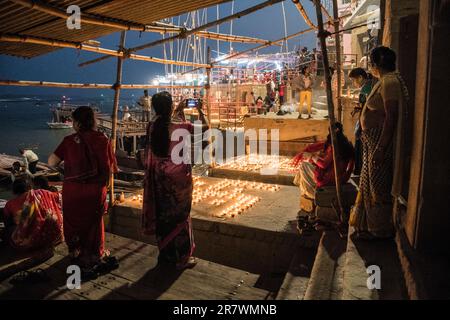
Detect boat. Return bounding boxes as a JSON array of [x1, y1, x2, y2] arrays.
[[0, 154, 61, 186], [48, 103, 100, 129], [47, 122, 73, 129]]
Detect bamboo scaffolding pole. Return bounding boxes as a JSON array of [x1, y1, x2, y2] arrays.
[[182, 27, 317, 75], [320, 3, 333, 22], [333, 0, 343, 123], [0, 33, 210, 69], [10, 0, 171, 32], [193, 31, 271, 44], [79, 0, 284, 67], [212, 28, 315, 63], [312, 0, 345, 226], [109, 31, 126, 208], [0, 80, 202, 90], [292, 0, 318, 29], [10, 0, 268, 45], [152, 21, 271, 44]]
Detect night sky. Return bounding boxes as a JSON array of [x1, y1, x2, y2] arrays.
[[0, 0, 318, 98]]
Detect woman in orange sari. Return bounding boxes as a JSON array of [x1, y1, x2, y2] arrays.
[[49, 106, 118, 276], [142, 92, 208, 270]]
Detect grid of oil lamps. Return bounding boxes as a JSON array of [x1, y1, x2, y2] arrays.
[[216, 154, 296, 172], [192, 177, 280, 218]]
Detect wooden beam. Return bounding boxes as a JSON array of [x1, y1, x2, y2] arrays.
[[0, 80, 202, 90], [79, 0, 284, 66], [313, 0, 345, 225]]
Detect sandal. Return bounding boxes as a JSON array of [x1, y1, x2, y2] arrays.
[[176, 257, 197, 271], [92, 256, 119, 276]]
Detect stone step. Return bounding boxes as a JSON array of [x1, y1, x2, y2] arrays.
[[0, 233, 272, 300], [276, 245, 317, 300], [342, 227, 408, 300], [303, 231, 347, 300]]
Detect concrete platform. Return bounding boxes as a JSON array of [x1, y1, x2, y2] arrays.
[[209, 155, 296, 186], [244, 110, 329, 142], [118, 176, 300, 233]]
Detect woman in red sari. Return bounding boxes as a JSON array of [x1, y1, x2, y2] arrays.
[[3, 177, 63, 251], [142, 92, 208, 270], [292, 122, 355, 201], [48, 106, 118, 275]]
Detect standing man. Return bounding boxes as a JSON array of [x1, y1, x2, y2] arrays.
[[19, 148, 39, 174], [137, 90, 153, 122], [297, 66, 314, 119]]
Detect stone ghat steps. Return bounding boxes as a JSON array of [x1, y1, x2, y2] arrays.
[[0, 233, 273, 300], [281, 228, 409, 300]]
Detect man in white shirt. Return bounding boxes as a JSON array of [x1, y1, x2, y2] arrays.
[[10, 161, 33, 182], [137, 90, 154, 122], [19, 148, 39, 174], [122, 105, 132, 121]]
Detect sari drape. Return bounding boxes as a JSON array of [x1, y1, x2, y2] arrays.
[[7, 189, 63, 251], [349, 72, 408, 237], [54, 130, 117, 262], [142, 121, 195, 265]]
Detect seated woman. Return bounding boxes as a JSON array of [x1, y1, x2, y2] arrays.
[[3, 177, 63, 251], [292, 122, 355, 205]]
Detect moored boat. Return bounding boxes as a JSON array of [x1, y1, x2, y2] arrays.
[[47, 122, 73, 129]]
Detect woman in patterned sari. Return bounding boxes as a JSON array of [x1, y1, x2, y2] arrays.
[[3, 177, 63, 251], [350, 46, 409, 240], [142, 92, 209, 270]]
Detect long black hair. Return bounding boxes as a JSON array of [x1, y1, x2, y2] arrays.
[[150, 91, 173, 157], [324, 122, 354, 161], [72, 106, 95, 131]]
